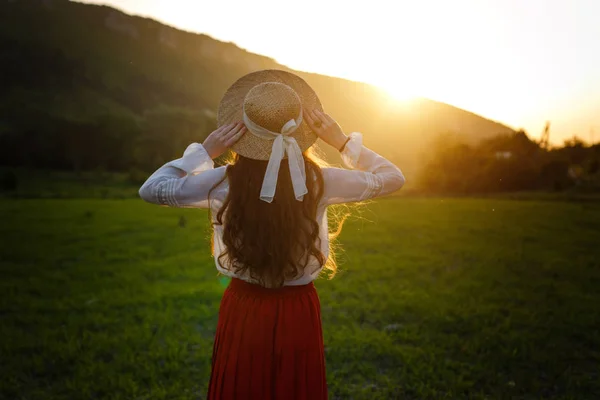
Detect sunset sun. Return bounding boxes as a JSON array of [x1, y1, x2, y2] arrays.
[[375, 79, 418, 104], [384, 82, 417, 102]]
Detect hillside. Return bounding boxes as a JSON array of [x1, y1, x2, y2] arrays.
[[0, 0, 515, 179]]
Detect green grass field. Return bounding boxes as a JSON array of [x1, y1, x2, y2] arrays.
[[1, 197, 599, 399]]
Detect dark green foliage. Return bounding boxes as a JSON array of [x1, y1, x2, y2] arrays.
[[1, 197, 600, 399], [419, 131, 600, 194], [0, 170, 18, 191]]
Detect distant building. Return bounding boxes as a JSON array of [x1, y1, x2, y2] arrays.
[[495, 151, 513, 160], [568, 165, 584, 180]]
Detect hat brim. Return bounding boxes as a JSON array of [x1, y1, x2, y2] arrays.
[[217, 70, 323, 160]]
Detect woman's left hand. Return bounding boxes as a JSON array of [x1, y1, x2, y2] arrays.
[[202, 122, 247, 159], [303, 109, 348, 150]]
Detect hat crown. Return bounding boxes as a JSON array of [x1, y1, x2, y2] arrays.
[[218, 69, 321, 161], [243, 82, 302, 133]]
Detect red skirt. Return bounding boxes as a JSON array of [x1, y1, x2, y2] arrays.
[[207, 277, 327, 399]]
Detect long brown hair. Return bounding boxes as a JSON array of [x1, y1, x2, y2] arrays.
[[209, 149, 342, 288]]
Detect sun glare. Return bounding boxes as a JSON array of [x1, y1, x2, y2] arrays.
[[377, 82, 417, 104]]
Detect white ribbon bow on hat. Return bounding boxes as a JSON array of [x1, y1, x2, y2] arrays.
[[242, 110, 307, 203]]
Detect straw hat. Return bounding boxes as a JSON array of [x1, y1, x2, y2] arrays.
[[217, 69, 323, 161]]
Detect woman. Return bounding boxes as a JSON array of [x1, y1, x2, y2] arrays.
[[139, 70, 405, 399]]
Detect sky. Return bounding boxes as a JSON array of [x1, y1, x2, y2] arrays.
[[78, 0, 600, 144]]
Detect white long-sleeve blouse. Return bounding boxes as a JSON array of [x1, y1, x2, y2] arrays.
[[139, 132, 405, 286]]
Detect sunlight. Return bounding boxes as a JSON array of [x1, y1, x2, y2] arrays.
[[373, 79, 418, 106], [383, 82, 417, 102]]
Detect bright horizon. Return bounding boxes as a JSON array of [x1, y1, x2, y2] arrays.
[[78, 0, 600, 145]]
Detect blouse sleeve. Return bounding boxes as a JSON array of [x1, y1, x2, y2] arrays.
[[321, 132, 405, 205], [138, 143, 228, 208]]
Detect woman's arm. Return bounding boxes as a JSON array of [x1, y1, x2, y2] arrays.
[[138, 123, 245, 208], [304, 110, 405, 205], [322, 132, 405, 204]]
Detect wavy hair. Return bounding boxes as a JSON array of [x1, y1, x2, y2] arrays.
[[208, 148, 345, 288]]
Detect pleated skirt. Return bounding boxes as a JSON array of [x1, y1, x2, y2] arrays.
[[207, 277, 327, 399]]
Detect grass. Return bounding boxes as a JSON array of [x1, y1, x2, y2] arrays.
[[1, 197, 599, 399]]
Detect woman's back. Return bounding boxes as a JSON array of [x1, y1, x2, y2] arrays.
[[138, 69, 405, 399], [210, 154, 326, 288]]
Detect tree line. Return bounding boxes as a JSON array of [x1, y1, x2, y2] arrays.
[[418, 130, 600, 194], [0, 106, 216, 181]]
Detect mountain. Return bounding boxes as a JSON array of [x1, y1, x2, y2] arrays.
[[0, 0, 516, 180]]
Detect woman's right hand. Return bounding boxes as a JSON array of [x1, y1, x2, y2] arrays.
[[202, 122, 246, 159], [304, 109, 348, 151]]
